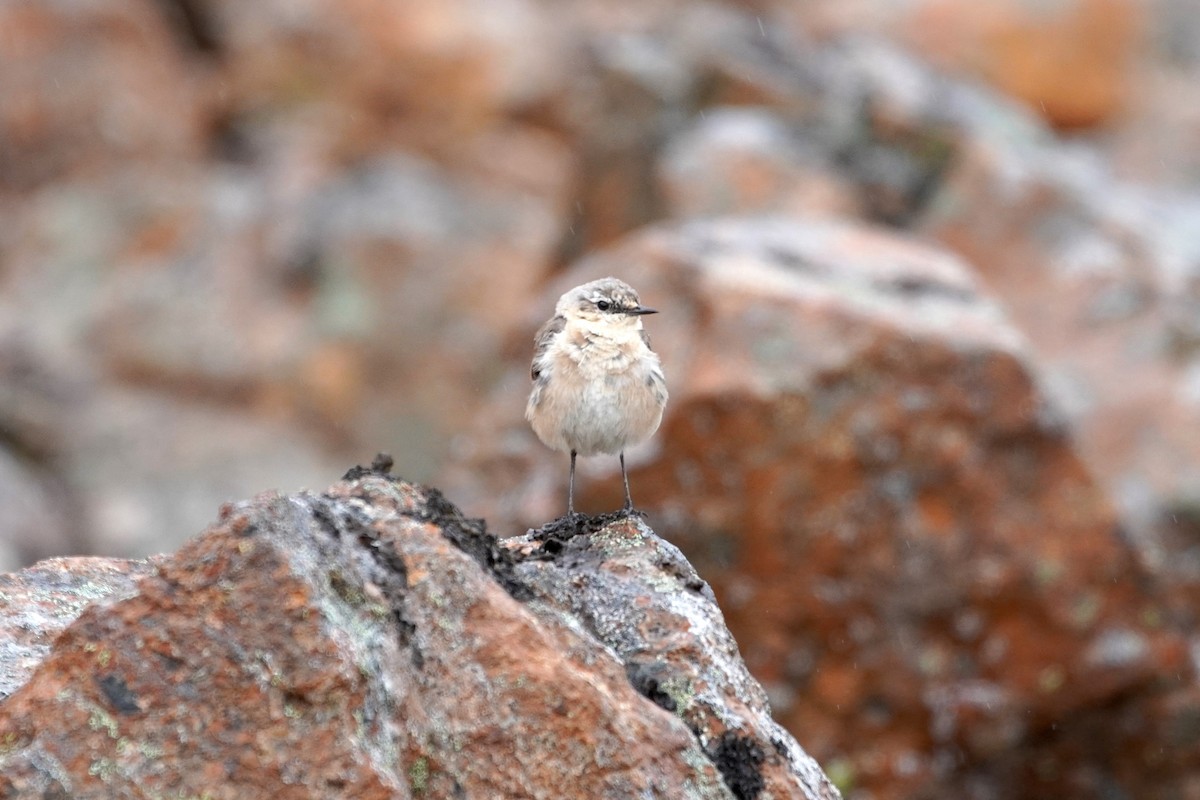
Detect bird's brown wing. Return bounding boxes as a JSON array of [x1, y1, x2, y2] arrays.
[[531, 314, 566, 380]]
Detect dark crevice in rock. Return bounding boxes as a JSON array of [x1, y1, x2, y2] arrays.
[[762, 245, 825, 277], [625, 662, 678, 713], [340, 454, 532, 600], [310, 501, 341, 541], [310, 494, 417, 654], [709, 731, 767, 800], [629, 658, 769, 800], [876, 274, 975, 302], [409, 487, 533, 602], [97, 673, 140, 715], [654, 556, 710, 596]]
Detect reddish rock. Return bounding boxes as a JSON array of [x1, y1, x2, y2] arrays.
[[793, 0, 1142, 131], [442, 216, 1192, 799], [901, 0, 1142, 130], [2, 2, 1200, 795], [659, 106, 861, 220], [0, 556, 159, 699], [0, 465, 836, 799], [0, 92, 568, 565], [198, 0, 564, 156], [0, 0, 205, 191], [508, 515, 839, 800], [920, 122, 1200, 593]]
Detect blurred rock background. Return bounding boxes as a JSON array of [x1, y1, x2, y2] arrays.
[[2, 0, 1200, 797]]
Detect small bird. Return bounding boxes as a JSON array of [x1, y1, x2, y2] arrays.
[[526, 277, 668, 517]]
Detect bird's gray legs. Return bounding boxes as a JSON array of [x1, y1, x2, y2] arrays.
[[565, 450, 637, 519], [568, 450, 577, 515], [620, 451, 634, 511]]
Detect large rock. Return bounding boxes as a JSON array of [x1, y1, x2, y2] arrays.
[[0, 556, 159, 700], [509, 515, 837, 800], [791, 0, 1142, 130], [0, 463, 837, 799], [623, 28, 1200, 631], [442, 216, 1193, 798], [195, 0, 563, 153], [920, 123, 1200, 583], [0, 0, 205, 192], [658, 107, 861, 221]]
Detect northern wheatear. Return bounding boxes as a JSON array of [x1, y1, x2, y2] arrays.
[[526, 277, 668, 517]]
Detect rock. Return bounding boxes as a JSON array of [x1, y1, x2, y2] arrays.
[[793, 0, 1142, 130], [1099, 0, 1200, 188], [0, 447, 75, 573], [572, 22, 1200, 645], [658, 106, 861, 220], [0, 0, 205, 191], [920, 123, 1200, 584], [195, 0, 564, 157], [681, 20, 1200, 595], [509, 515, 839, 800], [0, 0, 574, 565], [441, 216, 1191, 798], [0, 341, 87, 570], [0, 117, 567, 562], [285, 148, 567, 469], [907, 0, 1141, 130], [0, 556, 159, 700], [62, 385, 347, 559], [4, 1, 1200, 794], [0, 466, 837, 799]]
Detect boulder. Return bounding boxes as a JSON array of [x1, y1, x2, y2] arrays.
[[0, 461, 837, 799], [0, 0, 205, 191], [441, 216, 1192, 798]]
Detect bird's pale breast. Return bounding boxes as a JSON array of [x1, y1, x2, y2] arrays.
[[527, 330, 667, 456]]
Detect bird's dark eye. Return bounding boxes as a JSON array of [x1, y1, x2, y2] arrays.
[[596, 300, 611, 311]]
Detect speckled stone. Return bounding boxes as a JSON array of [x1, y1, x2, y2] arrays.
[[0, 469, 835, 799]]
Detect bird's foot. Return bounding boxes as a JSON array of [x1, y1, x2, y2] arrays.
[[618, 505, 648, 520]]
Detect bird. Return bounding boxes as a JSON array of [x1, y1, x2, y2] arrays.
[[526, 277, 668, 518]]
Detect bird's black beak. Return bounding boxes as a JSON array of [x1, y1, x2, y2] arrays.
[[627, 305, 658, 316]]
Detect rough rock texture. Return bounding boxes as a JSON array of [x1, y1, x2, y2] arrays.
[[5, 1, 1200, 798], [3, 0, 1199, 583], [443, 216, 1194, 799], [0, 466, 837, 800], [510, 515, 837, 800], [920, 117, 1200, 580], [0, 556, 160, 701], [808, 0, 1143, 130]]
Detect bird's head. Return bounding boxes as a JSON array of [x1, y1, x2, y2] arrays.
[[555, 277, 657, 329]]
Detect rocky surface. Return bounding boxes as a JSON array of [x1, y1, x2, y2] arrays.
[[798, 0, 1142, 130], [2, 0, 1199, 579], [0, 465, 838, 800], [4, 1, 1200, 798], [443, 216, 1197, 798], [511, 513, 836, 800], [0, 556, 161, 701]]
